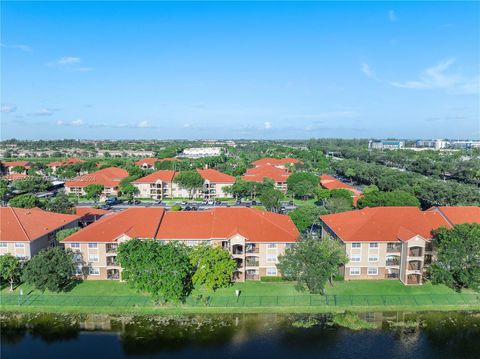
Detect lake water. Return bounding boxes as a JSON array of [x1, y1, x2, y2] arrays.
[[1, 312, 479, 359]]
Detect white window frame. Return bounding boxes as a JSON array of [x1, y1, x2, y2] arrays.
[[369, 243, 379, 248], [350, 255, 361, 262], [88, 255, 99, 263], [267, 243, 277, 249], [70, 243, 80, 249], [266, 254, 277, 263], [0, 242, 7, 248], [89, 267, 100, 275], [367, 267, 378, 276], [349, 267, 361, 276], [266, 268, 277, 276], [368, 255, 379, 262], [15, 243, 25, 248], [351, 243, 361, 248], [88, 243, 98, 249]]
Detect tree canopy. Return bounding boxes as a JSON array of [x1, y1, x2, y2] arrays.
[[288, 204, 325, 233], [259, 187, 284, 213], [84, 184, 104, 202], [173, 171, 204, 198], [44, 193, 76, 213], [0, 254, 22, 291], [278, 236, 348, 294], [357, 190, 420, 209], [287, 172, 319, 199], [8, 193, 41, 208], [56, 227, 81, 242], [22, 247, 75, 292], [428, 223, 480, 291]]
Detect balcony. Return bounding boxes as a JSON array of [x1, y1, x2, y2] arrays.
[[385, 256, 400, 266], [245, 244, 259, 254], [425, 242, 433, 252], [107, 269, 120, 280], [407, 274, 421, 285], [107, 257, 118, 267], [106, 244, 118, 254], [246, 274, 259, 280], [232, 244, 243, 255], [387, 243, 402, 253], [245, 257, 259, 267], [408, 260, 422, 271], [424, 254, 433, 265], [409, 247, 423, 257]]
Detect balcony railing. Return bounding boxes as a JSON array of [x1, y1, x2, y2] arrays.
[[245, 259, 259, 267], [408, 261, 422, 271], [246, 274, 259, 280], [107, 259, 118, 266], [386, 258, 400, 266], [106, 245, 118, 253], [409, 248, 423, 257], [385, 273, 399, 279], [245, 245, 259, 254], [387, 244, 402, 253]]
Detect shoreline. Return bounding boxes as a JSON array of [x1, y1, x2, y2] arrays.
[[2, 303, 479, 315]]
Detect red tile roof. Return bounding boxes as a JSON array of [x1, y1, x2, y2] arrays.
[[47, 158, 85, 167], [319, 174, 363, 205], [0, 207, 80, 242], [63, 207, 299, 243], [252, 158, 301, 167], [133, 170, 177, 184], [134, 157, 179, 166], [428, 206, 480, 225], [157, 208, 299, 242], [242, 165, 290, 183], [65, 167, 129, 188], [2, 173, 28, 181], [196, 169, 235, 183], [64, 208, 166, 243], [320, 207, 451, 242], [2, 161, 31, 169]]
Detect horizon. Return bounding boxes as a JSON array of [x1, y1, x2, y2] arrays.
[[2, 1, 479, 140]]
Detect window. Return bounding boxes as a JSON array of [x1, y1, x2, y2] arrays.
[[352, 243, 361, 248], [350, 255, 361, 262], [70, 243, 80, 249], [89, 267, 100, 275], [74, 266, 83, 275], [369, 243, 379, 248], [266, 268, 277, 276], [368, 267, 378, 276], [267, 243, 277, 249], [368, 255, 379, 262], [88, 243, 97, 249], [15, 255, 28, 261], [15, 243, 25, 248], [88, 255, 99, 263], [266, 255, 277, 263], [73, 253, 82, 263], [0, 242, 7, 248], [285, 243, 295, 250], [349, 267, 361, 276]]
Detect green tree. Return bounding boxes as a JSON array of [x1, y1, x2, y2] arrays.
[[173, 171, 204, 198], [56, 227, 81, 242], [117, 239, 193, 302], [13, 176, 51, 193], [0, 254, 22, 291], [189, 244, 237, 291], [323, 197, 353, 213], [84, 184, 104, 203], [289, 204, 325, 233], [357, 190, 420, 209], [0, 179, 9, 203], [259, 187, 284, 213], [120, 182, 140, 201], [345, 168, 356, 182], [287, 172, 319, 199], [278, 236, 348, 294], [362, 184, 379, 194], [315, 188, 331, 204], [8, 193, 41, 208], [11, 166, 25, 173], [22, 247, 75, 292], [44, 193, 76, 213], [429, 224, 480, 290]]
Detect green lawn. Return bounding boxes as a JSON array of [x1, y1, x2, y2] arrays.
[[2, 280, 478, 314]]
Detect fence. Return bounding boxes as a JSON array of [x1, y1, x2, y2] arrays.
[[1, 293, 479, 308]]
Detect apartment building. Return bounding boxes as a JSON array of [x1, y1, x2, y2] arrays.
[[319, 174, 363, 206], [46, 158, 85, 173], [134, 157, 178, 169], [241, 165, 291, 193], [1, 161, 32, 174], [64, 167, 129, 198], [320, 206, 480, 285], [0, 207, 80, 260], [368, 140, 405, 150], [252, 157, 301, 169], [133, 168, 235, 199], [63, 207, 299, 281], [179, 147, 223, 158]]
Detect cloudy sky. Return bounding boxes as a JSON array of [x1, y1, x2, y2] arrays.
[[1, 1, 479, 139]]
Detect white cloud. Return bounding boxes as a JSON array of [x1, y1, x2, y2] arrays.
[[30, 108, 53, 116], [183, 123, 191, 128], [57, 118, 84, 126], [71, 119, 84, 126], [391, 58, 478, 93], [264, 121, 272, 129], [1, 104, 17, 113], [57, 57, 81, 65], [388, 10, 397, 22], [137, 120, 149, 128], [361, 63, 378, 80], [0, 43, 32, 52]]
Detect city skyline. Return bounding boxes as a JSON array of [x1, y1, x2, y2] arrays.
[[2, 1, 479, 140]]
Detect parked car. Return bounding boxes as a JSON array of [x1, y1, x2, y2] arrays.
[[105, 197, 120, 205], [101, 204, 111, 210], [127, 199, 141, 205]]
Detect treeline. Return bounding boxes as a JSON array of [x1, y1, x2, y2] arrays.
[[333, 147, 480, 186], [332, 159, 480, 208]]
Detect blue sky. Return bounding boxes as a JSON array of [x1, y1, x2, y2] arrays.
[[1, 1, 479, 140]]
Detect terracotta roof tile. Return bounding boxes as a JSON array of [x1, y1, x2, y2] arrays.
[[252, 158, 301, 167], [429, 206, 480, 225], [242, 165, 290, 183], [196, 169, 235, 183], [133, 170, 177, 183], [47, 158, 85, 167], [65, 167, 128, 188]]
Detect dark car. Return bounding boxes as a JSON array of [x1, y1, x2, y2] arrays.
[[127, 199, 141, 205], [101, 204, 111, 210], [105, 197, 119, 205]]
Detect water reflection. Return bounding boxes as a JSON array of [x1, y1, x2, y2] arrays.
[[1, 312, 479, 358]]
